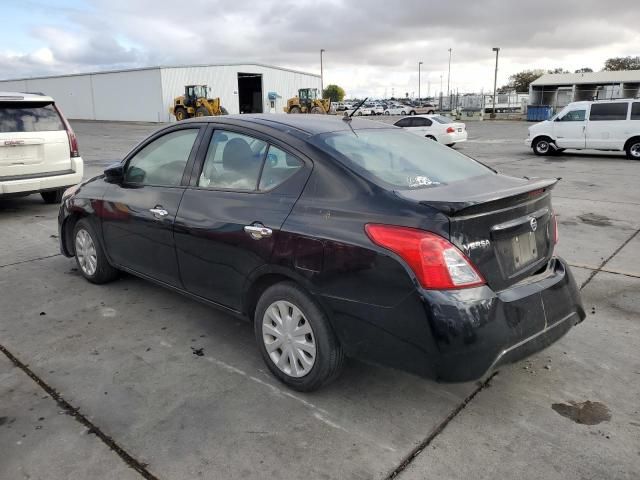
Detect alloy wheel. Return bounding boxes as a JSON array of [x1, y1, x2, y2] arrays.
[[630, 143, 640, 159], [262, 300, 316, 378], [536, 140, 550, 154], [75, 229, 97, 276]]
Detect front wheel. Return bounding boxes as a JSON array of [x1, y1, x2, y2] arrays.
[[255, 282, 344, 391], [195, 107, 209, 117], [384, 111, 390, 115], [174, 107, 187, 121], [73, 219, 119, 284], [310, 106, 325, 114], [289, 106, 301, 114], [626, 139, 640, 160], [532, 137, 552, 156], [408, 110, 416, 115]]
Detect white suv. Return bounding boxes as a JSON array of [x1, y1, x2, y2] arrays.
[[526, 99, 640, 160], [0, 92, 83, 203]]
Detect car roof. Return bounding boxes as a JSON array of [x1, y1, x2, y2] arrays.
[[182, 113, 393, 136], [0, 91, 55, 102]]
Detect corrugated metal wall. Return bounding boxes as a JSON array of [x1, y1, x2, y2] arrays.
[[160, 65, 321, 120], [0, 64, 320, 122]]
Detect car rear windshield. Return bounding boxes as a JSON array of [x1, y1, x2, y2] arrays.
[[0, 101, 64, 133], [313, 128, 491, 189], [432, 115, 453, 124]]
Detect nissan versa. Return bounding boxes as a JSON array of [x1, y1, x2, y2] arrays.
[[58, 115, 585, 391]]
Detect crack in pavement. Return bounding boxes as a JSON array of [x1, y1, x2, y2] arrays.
[[0, 253, 62, 269], [579, 228, 640, 291], [0, 343, 158, 480], [568, 262, 640, 280], [384, 373, 497, 479]]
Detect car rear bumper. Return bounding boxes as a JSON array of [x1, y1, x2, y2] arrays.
[[0, 157, 83, 196], [323, 256, 585, 382], [439, 131, 468, 144]]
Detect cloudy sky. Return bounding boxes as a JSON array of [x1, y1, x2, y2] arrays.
[[2, 0, 639, 98]]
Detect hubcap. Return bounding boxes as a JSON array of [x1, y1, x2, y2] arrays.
[[262, 300, 316, 378], [631, 143, 640, 158], [537, 140, 549, 154], [75, 229, 97, 276]]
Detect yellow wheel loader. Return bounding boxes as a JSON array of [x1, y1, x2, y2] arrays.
[[170, 85, 228, 121], [284, 88, 331, 114]]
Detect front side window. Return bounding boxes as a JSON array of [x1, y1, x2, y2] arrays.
[[124, 129, 199, 186], [199, 130, 267, 191], [0, 101, 64, 133], [411, 118, 432, 127], [313, 128, 491, 189], [589, 103, 628, 121], [631, 102, 640, 120], [259, 146, 303, 191], [557, 110, 586, 122], [394, 118, 412, 128]]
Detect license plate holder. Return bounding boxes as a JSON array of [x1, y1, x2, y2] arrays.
[[511, 231, 538, 269]]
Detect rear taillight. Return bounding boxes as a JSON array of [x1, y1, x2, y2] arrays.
[[365, 224, 485, 290], [54, 104, 80, 158], [446, 126, 456, 133]]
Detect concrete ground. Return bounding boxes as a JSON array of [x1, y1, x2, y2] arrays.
[[1, 118, 638, 480]]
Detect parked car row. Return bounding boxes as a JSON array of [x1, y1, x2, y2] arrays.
[[395, 114, 468, 146], [341, 101, 438, 116]]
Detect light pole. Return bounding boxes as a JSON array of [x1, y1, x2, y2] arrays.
[[492, 47, 500, 119], [446, 48, 452, 101], [418, 61, 423, 102], [320, 49, 325, 94]]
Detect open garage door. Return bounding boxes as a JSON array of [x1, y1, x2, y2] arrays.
[[238, 73, 263, 113]]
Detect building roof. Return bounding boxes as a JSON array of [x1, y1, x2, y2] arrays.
[[531, 70, 640, 86], [0, 63, 320, 83]]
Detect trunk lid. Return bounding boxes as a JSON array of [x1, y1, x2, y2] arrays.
[[0, 100, 71, 180], [396, 174, 558, 291]]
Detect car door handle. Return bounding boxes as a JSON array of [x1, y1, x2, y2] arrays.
[[244, 224, 272, 240], [149, 206, 169, 218]]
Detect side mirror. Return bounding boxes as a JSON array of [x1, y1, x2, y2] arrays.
[[104, 163, 124, 184]]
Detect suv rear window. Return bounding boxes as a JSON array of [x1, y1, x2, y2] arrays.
[[313, 128, 491, 189], [589, 102, 629, 121], [631, 102, 640, 120], [0, 101, 64, 133]]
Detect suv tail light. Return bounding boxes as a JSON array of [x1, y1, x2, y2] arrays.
[[365, 224, 485, 290], [446, 126, 456, 133], [54, 104, 80, 158]]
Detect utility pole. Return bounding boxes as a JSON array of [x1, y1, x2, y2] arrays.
[[320, 49, 325, 94], [492, 47, 500, 119], [418, 61, 423, 102], [447, 48, 452, 100]]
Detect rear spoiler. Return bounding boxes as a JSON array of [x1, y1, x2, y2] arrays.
[[397, 177, 559, 216]]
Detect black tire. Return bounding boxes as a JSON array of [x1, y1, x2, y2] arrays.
[[310, 106, 325, 114], [72, 219, 118, 284], [427, 110, 435, 114], [254, 281, 344, 391], [289, 106, 301, 114], [384, 111, 390, 115], [625, 138, 640, 160], [174, 107, 188, 121], [195, 107, 209, 117], [532, 137, 553, 156], [41, 188, 64, 204], [408, 110, 416, 115]]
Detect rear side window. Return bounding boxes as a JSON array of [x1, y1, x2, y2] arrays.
[[394, 118, 412, 127], [411, 118, 432, 127], [259, 146, 303, 191], [631, 103, 640, 120], [0, 101, 64, 132], [589, 102, 628, 121], [432, 116, 453, 124], [314, 128, 491, 189]]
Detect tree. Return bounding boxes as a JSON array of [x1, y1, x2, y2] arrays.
[[575, 67, 593, 73], [506, 69, 546, 92], [603, 56, 640, 71], [322, 84, 345, 102], [547, 68, 570, 74]]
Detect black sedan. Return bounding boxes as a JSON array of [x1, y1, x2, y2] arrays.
[[58, 115, 585, 391]]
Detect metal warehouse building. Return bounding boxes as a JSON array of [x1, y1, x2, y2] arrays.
[[529, 70, 640, 112], [0, 63, 321, 122]]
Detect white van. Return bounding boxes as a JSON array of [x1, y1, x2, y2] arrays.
[[526, 99, 640, 159], [0, 92, 83, 203]]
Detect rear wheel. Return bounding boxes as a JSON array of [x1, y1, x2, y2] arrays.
[[408, 110, 415, 115], [195, 107, 209, 117], [310, 106, 325, 114], [255, 282, 344, 391], [289, 106, 301, 114], [174, 107, 187, 121], [73, 219, 118, 284], [41, 188, 64, 204], [626, 138, 640, 160], [532, 137, 552, 156], [384, 111, 390, 115]]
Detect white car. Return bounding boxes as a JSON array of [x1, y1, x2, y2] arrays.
[[383, 104, 411, 115], [0, 92, 83, 203], [394, 114, 468, 146], [526, 99, 640, 159]]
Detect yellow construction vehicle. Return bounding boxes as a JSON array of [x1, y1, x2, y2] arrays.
[[284, 88, 331, 114], [170, 85, 228, 120]]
